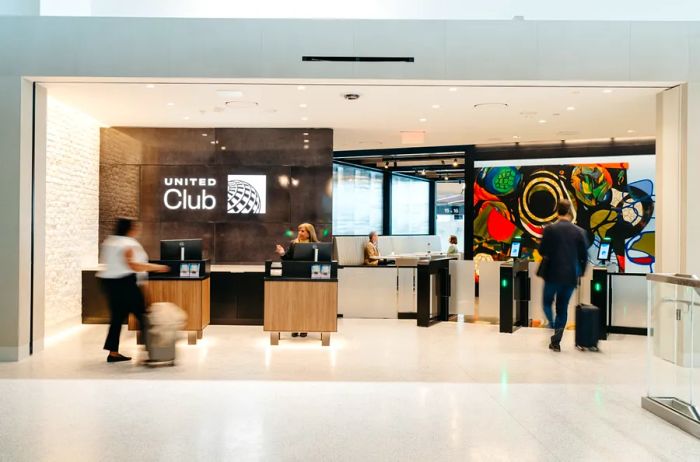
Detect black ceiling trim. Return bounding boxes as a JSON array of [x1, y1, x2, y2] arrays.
[[302, 56, 414, 63]]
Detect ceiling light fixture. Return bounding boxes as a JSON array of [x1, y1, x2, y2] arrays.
[[297, 85, 306, 91], [512, 135, 520, 140], [448, 87, 458, 92], [538, 119, 547, 124], [301, 116, 309, 121], [299, 103, 308, 108], [303, 145, 309, 150], [202, 133, 208, 137], [419, 118, 427, 122], [304, 139, 310, 143], [303, 132, 309, 136], [183, 116, 190, 120], [210, 140, 216, 145], [432, 104, 441, 109], [384, 161, 389, 169], [602, 89, 613, 94], [627, 129, 637, 134], [566, 106, 576, 111], [146, 84, 155, 89], [444, 175, 449, 181], [221, 146, 226, 151], [167, 102, 175, 107], [421, 169, 426, 175], [452, 159, 458, 167]]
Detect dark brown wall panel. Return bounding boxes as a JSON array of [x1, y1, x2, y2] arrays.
[[100, 127, 333, 263]]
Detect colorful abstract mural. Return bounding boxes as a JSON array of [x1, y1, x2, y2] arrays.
[[473, 162, 656, 272]]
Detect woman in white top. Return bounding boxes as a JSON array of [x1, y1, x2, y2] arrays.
[[98, 218, 168, 363], [447, 235, 459, 256]]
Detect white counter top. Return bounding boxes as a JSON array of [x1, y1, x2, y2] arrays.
[[210, 264, 265, 273]]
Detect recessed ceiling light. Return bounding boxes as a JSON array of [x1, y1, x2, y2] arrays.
[[513, 135, 520, 140], [627, 129, 637, 134], [301, 116, 309, 121], [303, 132, 309, 136], [421, 169, 426, 175], [202, 133, 208, 137], [384, 161, 389, 169], [444, 176, 449, 181], [167, 102, 175, 107], [210, 140, 216, 145], [304, 139, 310, 143], [299, 103, 308, 108], [303, 145, 309, 150], [602, 89, 613, 94], [566, 106, 576, 111], [448, 87, 458, 92], [419, 118, 427, 122], [452, 159, 458, 167], [538, 119, 547, 124], [183, 116, 190, 120], [146, 84, 155, 89], [432, 104, 441, 109], [221, 146, 227, 151], [297, 85, 306, 91]]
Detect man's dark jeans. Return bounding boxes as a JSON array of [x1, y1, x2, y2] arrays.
[[543, 281, 575, 345]]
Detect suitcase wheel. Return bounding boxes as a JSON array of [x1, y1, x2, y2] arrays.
[[576, 345, 585, 351], [589, 346, 599, 352]]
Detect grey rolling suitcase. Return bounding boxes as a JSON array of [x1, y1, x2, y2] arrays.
[[145, 302, 187, 367]]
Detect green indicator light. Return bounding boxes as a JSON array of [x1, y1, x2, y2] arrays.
[[322, 229, 330, 237], [284, 229, 294, 238], [501, 279, 508, 288], [594, 282, 602, 292]]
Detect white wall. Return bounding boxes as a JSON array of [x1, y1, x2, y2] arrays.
[[43, 97, 100, 327]]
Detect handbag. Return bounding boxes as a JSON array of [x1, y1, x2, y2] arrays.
[[536, 256, 550, 278]]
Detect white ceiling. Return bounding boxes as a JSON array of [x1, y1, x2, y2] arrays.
[[43, 82, 662, 150]]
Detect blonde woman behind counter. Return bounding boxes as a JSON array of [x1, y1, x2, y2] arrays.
[[274, 222, 320, 338]]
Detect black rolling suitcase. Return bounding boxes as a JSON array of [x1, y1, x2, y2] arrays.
[[575, 304, 600, 352]]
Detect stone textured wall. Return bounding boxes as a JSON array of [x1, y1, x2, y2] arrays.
[[44, 97, 100, 327]]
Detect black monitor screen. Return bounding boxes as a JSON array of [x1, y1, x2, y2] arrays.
[[160, 239, 203, 261], [597, 242, 611, 261], [291, 242, 333, 261], [509, 241, 522, 258]]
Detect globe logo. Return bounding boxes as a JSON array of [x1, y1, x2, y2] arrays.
[[227, 179, 262, 214]]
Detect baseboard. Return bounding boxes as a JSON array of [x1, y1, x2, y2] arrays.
[[0, 344, 30, 362], [398, 312, 417, 319]]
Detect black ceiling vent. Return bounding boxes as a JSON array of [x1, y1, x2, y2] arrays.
[[302, 56, 414, 63]]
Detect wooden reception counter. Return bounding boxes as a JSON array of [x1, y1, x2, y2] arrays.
[[263, 261, 338, 346], [129, 275, 210, 345]]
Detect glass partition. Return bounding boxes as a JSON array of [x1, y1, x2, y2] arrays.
[[332, 163, 383, 235], [643, 273, 700, 438], [391, 174, 429, 235]]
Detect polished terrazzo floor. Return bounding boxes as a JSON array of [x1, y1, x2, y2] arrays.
[[0, 319, 698, 461]]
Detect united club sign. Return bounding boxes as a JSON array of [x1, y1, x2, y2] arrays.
[[162, 174, 267, 214]]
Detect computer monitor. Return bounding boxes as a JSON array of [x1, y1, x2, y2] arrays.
[[291, 242, 333, 261], [160, 239, 203, 261], [509, 241, 522, 259], [597, 241, 612, 261]]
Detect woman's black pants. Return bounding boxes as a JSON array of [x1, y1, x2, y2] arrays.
[[100, 274, 146, 352]]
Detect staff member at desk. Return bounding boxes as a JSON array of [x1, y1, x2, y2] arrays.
[[364, 231, 393, 266], [274, 222, 319, 338], [364, 231, 380, 266]]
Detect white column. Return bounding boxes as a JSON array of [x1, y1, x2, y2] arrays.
[[656, 83, 700, 276]]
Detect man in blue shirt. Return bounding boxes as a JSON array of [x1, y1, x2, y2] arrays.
[[538, 200, 589, 352]]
